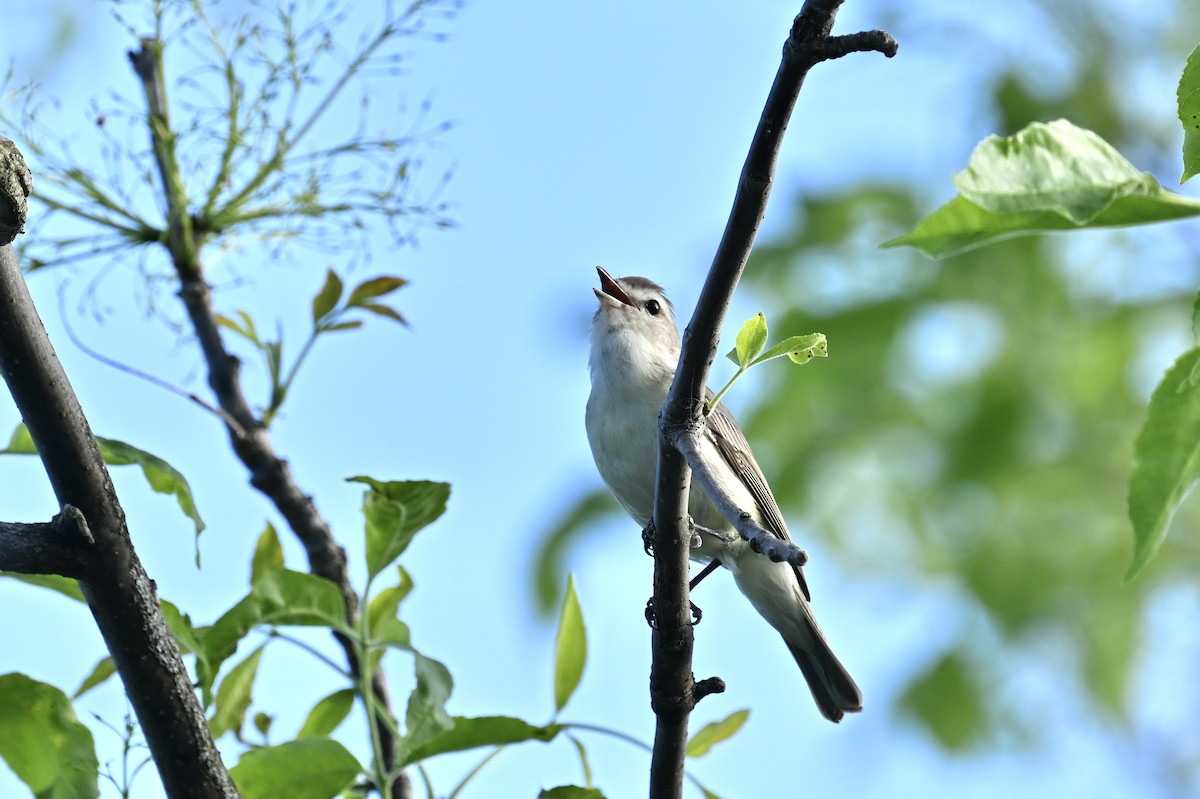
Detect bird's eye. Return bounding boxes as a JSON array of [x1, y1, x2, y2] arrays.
[[645, 299, 661, 316]]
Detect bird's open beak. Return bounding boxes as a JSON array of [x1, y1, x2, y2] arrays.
[[594, 266, 636, 309]]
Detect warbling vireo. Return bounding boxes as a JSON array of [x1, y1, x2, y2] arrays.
[[586, 267, 862, 723]]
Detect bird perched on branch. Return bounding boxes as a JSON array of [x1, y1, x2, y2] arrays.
[[585, 267, 861, 722]]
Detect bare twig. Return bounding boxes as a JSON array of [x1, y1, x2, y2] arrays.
[[128, 38, 408, 798], [0, 141, 238, 796], [649, 2, 896, 796], [0, 506, 92, 578]]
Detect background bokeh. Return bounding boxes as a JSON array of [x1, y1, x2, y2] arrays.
[[3, 0, 1200, 797]]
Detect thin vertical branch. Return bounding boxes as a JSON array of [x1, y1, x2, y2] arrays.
[[648, 3, 896, 796]]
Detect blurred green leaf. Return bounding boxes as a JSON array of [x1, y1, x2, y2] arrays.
[[347, 477, 450, 580], [311, 268, 343, 323], [553, 575, 587, 714], [297, 689, 356, 739], [358, 301, 408, 326], [539, 787, 606, 799], [1179, 45, 1200, 183], [686, 709, 749, 758], [899, 653, 988, 749], [399, 715, 562, 767], [368, 566, 413, 641], [210, 644, 266, 740], [73, 656, 116, 700], [230, 738, 360, 799], [885, 120, 1200, 257], [253, 712, 273, 738], [0, 673, 98, 798], [1127, 346, 1200, 581], [251, 522, 284, 585], [532, 489, 619, 616], [347, 275, 407, 306], [197, 570, 349, 701], [734, 312, 768, 366]]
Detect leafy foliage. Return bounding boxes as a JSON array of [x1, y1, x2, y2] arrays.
[[0, 673, 99, 799], [553, 575, 587, 714]]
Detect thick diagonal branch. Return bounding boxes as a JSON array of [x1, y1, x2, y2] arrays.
[[649, 2, 895, 796], [0, 151, 238, 795], [128, 41, 406, 796]]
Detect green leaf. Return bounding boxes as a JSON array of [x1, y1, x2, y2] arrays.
[[553, 574, 587, 713], [0, 573, 85, 602], [734, 312, 768, 367], [210, 644, 266, 740], [884, 120, 1200, 258], [0, 673, 99, 799], [73, 656, 116, 700], [216, 311, 260, 344], [899, 652, 987, 749], [1179, 45, 1200, 182], [253, 712, 273, 738], [160, 598, 203, 656], [753, 333, 828, 366], [347, 275, 407, 306], [1126, 346, 1200, 581], [230, 738, 361, 799], [532, 489, 619, 616], [686, 709, 749, 758], [539, 787, 606, 799], [358, 302, 408, 327], [1, 425, 205, 537], [197, 570, 350, 700], [297, 689, 356, 739], [347, 477, 450, 580], [367, 567, 413, 641], [398, 715, 562, 767], [322, 320, 364, 333], [311, 269, 344, 323], [250, 522, 284, 585], [398, 653, 455, 761]]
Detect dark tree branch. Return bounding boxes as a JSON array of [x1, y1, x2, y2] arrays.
[[0, 141, 239, 798], [0, 506, 93, 578], [649, 2, 895, 796], [128, 41, 407, 798]]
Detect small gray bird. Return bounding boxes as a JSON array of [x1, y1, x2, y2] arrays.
[[586, 267, 862, 722]]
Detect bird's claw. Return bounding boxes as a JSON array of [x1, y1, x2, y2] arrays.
[[641, 522, 655, 556], [644, 598, 702, 629]]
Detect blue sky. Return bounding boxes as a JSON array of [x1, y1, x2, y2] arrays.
[[1, 1, 1191, 797]]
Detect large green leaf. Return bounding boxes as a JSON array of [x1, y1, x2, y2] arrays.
[[398, 715, 562, 767], [0, 673, 98, 799], [1, 424, 205, 537], [1126, 346, 1200, 581], [553, 574, 587, 714], [250, 522, 284, 585], [197, 570, 349, 699], [347, 477, 450, 579], [230, 738, 361, 799], [1179, 45, 1200, 183], [884, 120, 1200, 258], [0, 573, 85, 602]]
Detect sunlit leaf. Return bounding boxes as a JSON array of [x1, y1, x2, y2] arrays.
[[1179, 45, 1200, 183], [553, 575, 587, 713], [230, 738, 361, 799], [884, 120, 1200, 257], [753, 333, 827, 366], [297, 689, 356, 739], [0, 573, 85, 602], [347, 477, 450, 579], [1127, 346, 1200, 581], [399, 715, 562, 767], [539, 787, 606, 799], [397, 653, 455, 762], [0, 673, 98, 798], [686, 709, 749, 758], [734, 312, 768, 367]]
